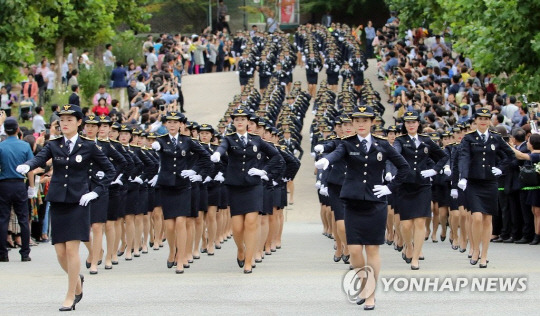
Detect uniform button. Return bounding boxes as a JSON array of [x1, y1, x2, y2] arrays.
[[414, 162, 417, 164], [364, 164, 367, 167], [364, 172, 367, 175], [243, 155, 246, 158], [89, 176, 91, 179], [90, 162, 93, 165], [242, 169, 245, 171], [244, 149, 246, 152], [65, 175, 68, 178], [344, 172, 347, 175], [173, 164, 176, 167], [243, 162, 245, 164], [415, 150, 418, 153], [64, 184, 67, 187], [363, 180, 366, 183], [365, 156, 368, 159], [174, 158, 176, 161], [65, 166, 68, 169], [483, 152, 485, 155], [484, 146, 486, 149], [482, 165, 485, 167], [66, 157, 69, 161], [414, 168, 417, 171], [173, 172, 176, 174], [482, 158, 485, 161], [174, 151, 177, 154], [89, 169, 92, 172], [415, 156, 417, 158]]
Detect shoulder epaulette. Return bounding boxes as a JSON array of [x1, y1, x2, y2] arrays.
[[50, 136, 63, 141], [372, 134, 387, 140], [97, 138, 110, 142], [157, 134, 167, 137], [248, 132, 259, 136], [110, 139, 120, 143], [226, 132, 235, 136], [130, 144, 141, 148], [80, 136, 94, 141], [341, 134, 355, 140], [280, 145, 287, 150], [466, 130, 476, 134], [491, 130, 500, 135]]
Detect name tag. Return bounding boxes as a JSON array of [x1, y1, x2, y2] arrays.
[[350, 152, 361, 156], [403, 144, 413, 148]]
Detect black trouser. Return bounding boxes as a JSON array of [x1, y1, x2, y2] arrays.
[[508, 191, 523, 239], [0, 180, 30, 258], [520, 191, 535, 239], [177, 87, 184, 112], [498, 190, 511, 239]]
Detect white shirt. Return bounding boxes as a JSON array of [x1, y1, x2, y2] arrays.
[[169, 133, 179, 144], [63, 134, 79, 153], [81, 54, 91, 69], [146, 54, 158, 68], [104, 50, 115, 67], [237, 132, 248, 144], [358, 134, 372, 151], [45, 71, 56, 90], [409, 134, 421, 147], [477, 130, 489, 141], [32, 114, 46, 133]]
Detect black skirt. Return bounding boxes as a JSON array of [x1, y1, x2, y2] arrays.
[[432, 183, 451, 207], [344, 199, 387, 245], [327, 73, 339, 85], [199, 185, 208, 212], [280, 186, 287, 209], [139, 186, 149, 215], [154, 188, 162, 207], [352, 72, 364, 86], [227, 184, 263, 216], [328, 183, 345, 221], [190, 183, 200, 217], [50, 202, 90, 245], [306, 73, 318, 84], [398, 183, 432, 220], [262, 185, 274, 215], [147, 187, 155, 212], [465, 179, 498, 215], [259, 77, 270, 90], [526, 189, 540, 207], [117, 188, 128, 218], [107, 190, 122, 221], [239, 76, 249, 85], [219, 185, 229, 209], [207, 185, 221, 206], [273, 186, 281, 208], [161, 186, 192, 220], [125, 188, 142, 215], [90, 192, 109, 224]]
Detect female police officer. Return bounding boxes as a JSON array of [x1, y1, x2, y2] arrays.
[[210, 108, 282, 273], [17, 104, 114, 311], [457, 108, 514, 268], [151, 111, 212, 273], [315, 105, 409, 310], [393, 111, 448, 270]]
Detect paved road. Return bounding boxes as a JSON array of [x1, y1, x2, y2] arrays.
[[1, 62, 539, 315]]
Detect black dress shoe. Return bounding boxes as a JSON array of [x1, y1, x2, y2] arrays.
[[404, 257, 412, 264], [255, 259, 262, 263], [479, 263, 488, 268], [133, 253, 140, 257], [237, 258, 245, 268], [342, 254, 350, 264], [503, 237, 515, 243], [470, 259, 478, 265], [515, 237, 532, 244], [104, 265, 112, 270], [208, 252, 215, 256], [111, 261, 118, 265], [188, 259, 193, 264], [21, 256, 31, 262], [201, 248, 207, 253], [167, 261, 174, 269], [333, 255, 341, 263], [215, 245, 222, 249], [193, 255, 200, 260], [440, 235, 446, 242], [97, 259, 102, 265], [459, 248, 467, 253], [149, 242, 154, 248], [276, 246, 282, 249], [183, 264, 190, 268], [419, 256, 425, 260], [492, 237, 504, 243], [395, 245, 403, 252], [530, 235, 540, 245]]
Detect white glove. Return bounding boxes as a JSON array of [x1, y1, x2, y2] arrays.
[[305, 65, 309, 69], [96, 171, 105, 179], [310, 152, 316, 158], [130, 176, 144, 184], [319, 185, 329, 196], [420, 169, 437, 178], [111, 173, 124, 185], [248, 168, 266, 177], [334, 66, 340, 72], [373, 185, 392, 198], [315, 158, 330, 170], [314, 144, 324, 153], [492, 167, 502, 176], [79, 191, 99, 206], [293, 149, 298, 155], [210, 152, 221, 163], [315, 181, 322, 189], [16, 164, 30, 175], [282, 177, 291, 182], [214, 172, 225, 183], [450, 189, 459, 199], [338, 75, 343, 79], [181, 170, 197, 178], [272, 180, 278, 186], [235, 71, 240, 75], [203, 176, 213, 184], [152, 141, 161, 151], [458, 179, 467, 191], [385, 172, 394, 182], [315, 69, 319, 73], [324, 64, 329, 69], [27, 187, 36, 199], [261, 174, 269, 181], [444, 166, 452, 176], [189, 174, 203, 182], [148, 175, 158, 187]]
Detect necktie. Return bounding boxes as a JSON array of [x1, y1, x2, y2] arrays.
[[481, 134, 486, 143], [412, 137, 417, 147], [240, 136, 246, 147], [361, 139, 368, 153], [171, 137, 176, 145], [65, 140, 72, 154]]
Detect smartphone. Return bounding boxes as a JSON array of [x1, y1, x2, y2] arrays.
[[160, 105, 165, 111]]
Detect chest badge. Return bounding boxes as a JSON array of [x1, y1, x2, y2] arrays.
[[257, 153, 262, 160], [181, 150, 186, 156], [377, 152, 383, 161], [424, 147, 429, 154], [253, 145, 257, 152], [75, 155, 82, 163], [491, 144, 495, 151]]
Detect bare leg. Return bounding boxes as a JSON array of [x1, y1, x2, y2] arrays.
[[480, 215, 492, 265], [411, 218, 426, 268], [134, 214, 143, 256], [439, 206, 449, 240], [232, 214, 245, 262], [105, 220, 115, 266], [287, 181, 295, 204], [55, 241, 81, 307], [459, 207, 468, 250], [243, 212, 259, 271], [471, 212, 483, 262], [142, 212, 151, 252], [124, 215, 135, 259], [164, 219, 176, 263], [184, 217, 195, 264], [265, 211, 277, 253], [365, 245, 381, 306], [152, 207, 163, 249], [450, 210, 460, 247], [174, 217, 187, 272], [431, 202, 439, 241], [206, 206, 218, 253], [386, 206, 394, 243], [89, 223, 104, 272], [194, 211, 204, 257], [336, 220, 349, 256], [277, 209, 284, 247]]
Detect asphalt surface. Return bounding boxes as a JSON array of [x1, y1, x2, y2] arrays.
[[1, 62, 539, 315]]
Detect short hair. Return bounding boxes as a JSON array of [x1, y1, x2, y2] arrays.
[[51, 104, 58, 112], [496, 114, 504, 124], [98, 84, 106, 89], [116, 61, 122, 67], [529, 134, 540, 150], [509, 96, 517, 104], [512, 128, 526, 143], [106, 44, 112, 49], [148, 47, 154, 53], [71, 69, 78, 76], [111, 99, 119, 107], [35, 106, 43, 114], [71, 84, 79, 92]]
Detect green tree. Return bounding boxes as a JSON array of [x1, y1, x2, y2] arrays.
[[385, 0, 444, 32], [0, 0, 39, 83]]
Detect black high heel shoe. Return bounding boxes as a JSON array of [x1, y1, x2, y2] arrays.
[[243, 269, 252, 274], [183, 264, 190, 268], [411, 265, 420, 270], [333, 255, 341, 263], [85, 261, 91, 269], [395, 245, 403, 252], [342, 254, 350, 264], [74, 274, 84, 304], [59, 303, 76, 311], [440, 235, 446, 242], [237, 258, 245, 268], [479, 263, 488, 268], [167, 260, 174, 269]]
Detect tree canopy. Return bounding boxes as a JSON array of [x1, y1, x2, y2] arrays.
[[386, 0, 540, 99]]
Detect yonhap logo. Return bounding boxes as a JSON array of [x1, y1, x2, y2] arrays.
[[342, 266, 377, 303]]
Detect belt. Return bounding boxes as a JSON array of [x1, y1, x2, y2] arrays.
[[0, 178, 24, 182]]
